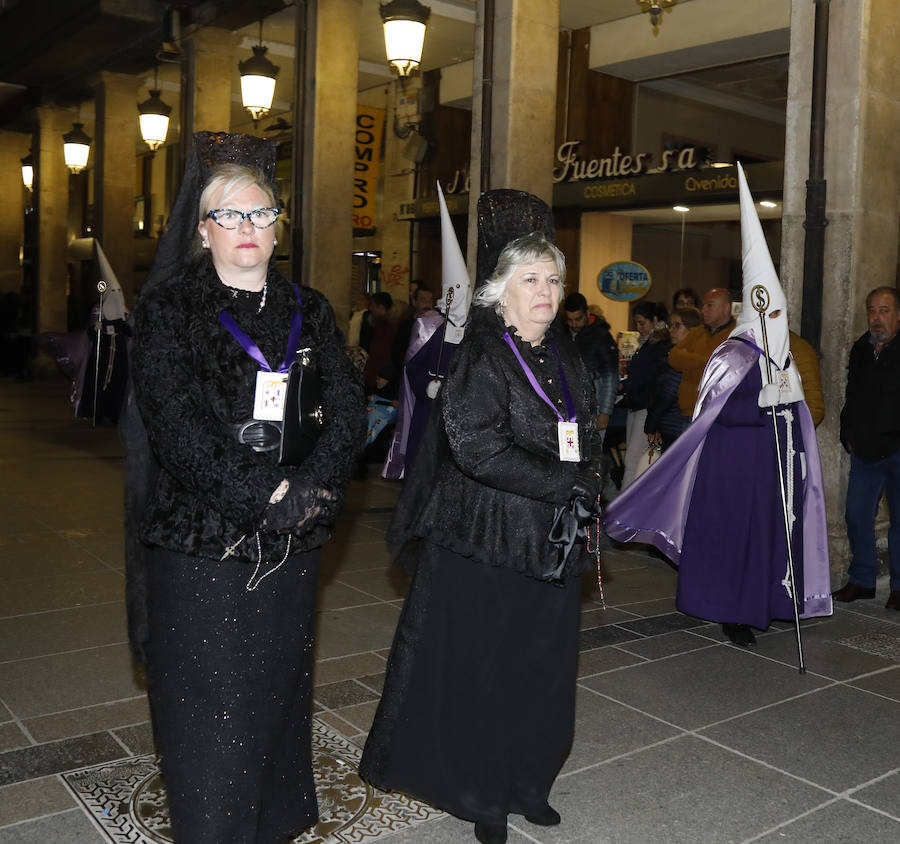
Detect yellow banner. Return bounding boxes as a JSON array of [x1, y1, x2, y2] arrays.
[[354, 106, 384, 231]]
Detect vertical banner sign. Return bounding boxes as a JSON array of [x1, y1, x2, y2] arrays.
[[354, 106, 384, 234]]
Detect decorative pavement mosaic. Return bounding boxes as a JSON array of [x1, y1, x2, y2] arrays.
[[61, 717, 444, 843], [837, 631, 900, 662]]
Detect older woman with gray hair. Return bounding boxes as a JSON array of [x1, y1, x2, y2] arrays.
[[360, 227, 605, 844]]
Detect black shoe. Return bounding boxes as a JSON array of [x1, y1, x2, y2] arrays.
[[524, 804, 561, 826], [832, 582, 876, 602], [722, 623, 756, 647], [886, 590, 900, 610], [474, 821, 507, 844]]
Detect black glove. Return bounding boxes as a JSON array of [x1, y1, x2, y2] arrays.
[[263, 481, 337, 534], [572, 466, 603, 507]]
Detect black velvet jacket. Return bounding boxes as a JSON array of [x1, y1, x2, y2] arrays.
[[840, 331, 900, 462], [391, 307, 600, 579], [131, 258, 366, 564]]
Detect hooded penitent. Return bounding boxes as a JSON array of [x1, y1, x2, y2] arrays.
[[603, 163, 833, 625], [726, 161, 804, 411], [437, 182, 472, 345], [96, 241, 127, 321], [381, 182, 473, 477]]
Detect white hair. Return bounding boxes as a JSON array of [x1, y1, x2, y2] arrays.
[[474, 233, 566, 316]]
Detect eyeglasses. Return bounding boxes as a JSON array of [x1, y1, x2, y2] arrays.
[[206, 207, 280, 229]]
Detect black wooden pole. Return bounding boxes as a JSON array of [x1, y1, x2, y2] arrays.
[[291, 0, 311, 281], [800, 0, 830, 350], [479, 0, 494, 194]]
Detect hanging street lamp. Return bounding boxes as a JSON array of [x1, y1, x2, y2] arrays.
[[21, 153, 33, 190], [380, 0, 431, 78], [63, 122, 92, 174], [138, 89, 172, 151], [138, 67, 173, 151], [239, 19, 280, 122]]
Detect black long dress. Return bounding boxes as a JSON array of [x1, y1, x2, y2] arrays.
[[359, 308, 599, 826]]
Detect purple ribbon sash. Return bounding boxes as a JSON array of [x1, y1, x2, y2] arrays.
[[502, 332, 576, 423], [218, 285, 304, 373]]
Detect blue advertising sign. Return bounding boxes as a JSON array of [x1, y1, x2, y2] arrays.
[[598, 261, 651, 301]]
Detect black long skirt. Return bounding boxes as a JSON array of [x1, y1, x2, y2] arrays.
[[359, 544, 581, 825], [147, 546, 320, 844]]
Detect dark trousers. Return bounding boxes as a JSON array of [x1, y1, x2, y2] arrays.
[[147, 546, 320, 843], [845, 451, 900, 590]]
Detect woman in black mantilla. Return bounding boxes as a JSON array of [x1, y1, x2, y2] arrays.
[[359, 194, 606, 844], [128, 134, 364, 843]]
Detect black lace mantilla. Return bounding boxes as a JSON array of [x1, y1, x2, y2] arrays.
[[475, 189, 556, 285], [194, 131, 277, 185]]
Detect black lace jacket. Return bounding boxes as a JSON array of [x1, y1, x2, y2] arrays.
[[131, 258, 366, 563], [391, 307, 600, 579]]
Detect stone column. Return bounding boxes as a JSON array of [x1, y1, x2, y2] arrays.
[[781, 0, 900, 572], [467, 0, 560, 267], [0, 130, 29, 295], [380, 78, 422, 304], [189, 27, 237, 134], [34, 106, 73, 337], [94, 72, 140, 300], [301, 0, 361, 329]]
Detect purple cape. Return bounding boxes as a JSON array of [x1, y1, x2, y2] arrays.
[[382, 312, 446, 479], [603, 335, 832, 621]]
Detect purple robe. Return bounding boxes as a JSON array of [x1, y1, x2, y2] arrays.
[[383, 312, 455, 479], [603, 334, 832, 624]]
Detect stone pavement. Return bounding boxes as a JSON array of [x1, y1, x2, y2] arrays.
[[0, 376, 898, 843]]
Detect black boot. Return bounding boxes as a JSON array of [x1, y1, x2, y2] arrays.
[[722, 623, 756, 647], [474, 821, 507, 844]]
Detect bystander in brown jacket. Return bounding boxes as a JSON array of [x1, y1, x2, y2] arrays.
[[668, 287, 736, 417], [789, 330, 825, 426]]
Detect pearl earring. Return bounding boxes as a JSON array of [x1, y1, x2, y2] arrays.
[[202, 240, 209, 248]]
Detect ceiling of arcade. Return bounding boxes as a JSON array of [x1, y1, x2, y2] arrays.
[[0, 0, 789, 139]]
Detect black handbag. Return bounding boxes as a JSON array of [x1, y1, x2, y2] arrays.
[[278, 347, 324, 465]]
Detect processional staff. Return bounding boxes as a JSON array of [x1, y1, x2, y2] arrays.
[[426, 287, 454, 399], [751, 283, 806, 675], [92, 279, 108, 428]]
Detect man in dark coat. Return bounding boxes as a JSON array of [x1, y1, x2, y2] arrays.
[[363, 291, 398, 393], [834, 286, 900, 610], [564, 292, 618, 442]]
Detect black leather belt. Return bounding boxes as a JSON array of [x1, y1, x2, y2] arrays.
[[233, 419, 281, 452]]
